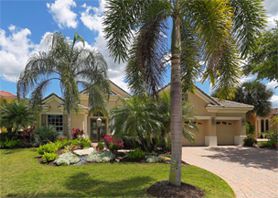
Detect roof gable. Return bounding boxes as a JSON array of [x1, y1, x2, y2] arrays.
[[42, 93, 64, 104]]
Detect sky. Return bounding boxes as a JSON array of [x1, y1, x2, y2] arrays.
[[0, 0, 277, 107]]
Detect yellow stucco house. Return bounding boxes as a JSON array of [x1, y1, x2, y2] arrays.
[[39, 80, 253, 146]]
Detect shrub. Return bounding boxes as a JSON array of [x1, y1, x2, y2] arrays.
[[0, 139, 20, 148], [243, 136, 257, 147], [265, 131, 278, 149], [36, 126, 58, 144], [103, 134, 124, 151], [77, 138, 91, 148], [72, 128, 84, 139], [126, 148, 145, 161], [245, 122, 255, 135], [54, 139, 71, 150], [37, 143, 58, 155], [69, 138, 91, 149], [42, 152, 58, 163], [17, 127, 36, 147], [96, 142, 104, 151]]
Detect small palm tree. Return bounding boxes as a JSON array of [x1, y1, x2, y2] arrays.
[[0, 100, 33, 134], [104, 0, 266, 185], [17, 33, 110, 138], [111, 93, 195, 152]]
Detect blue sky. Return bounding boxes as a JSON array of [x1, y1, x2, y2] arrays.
[[0, 0, 277, 106]]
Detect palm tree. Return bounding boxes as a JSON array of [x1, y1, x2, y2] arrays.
[[111, 93, 195, 152], [104, 0, 265, 185], [17, 33, 110, 138], [0, 100, 34, 135]]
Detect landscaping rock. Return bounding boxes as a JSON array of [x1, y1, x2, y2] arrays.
[[86, 150, 115, 163], [146, 155, 160, 163], [54, 152, 80, 165], [158, 154, 171, 163], [73, 147, 95, 156]]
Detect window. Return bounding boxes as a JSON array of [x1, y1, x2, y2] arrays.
[[48, 115, 63, 133], [261, 119, 264, 132], [266, 119, 269, 131]]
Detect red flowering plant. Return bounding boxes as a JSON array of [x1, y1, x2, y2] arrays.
[[103, 134, 124, 152], [71, 128, 84, 139]]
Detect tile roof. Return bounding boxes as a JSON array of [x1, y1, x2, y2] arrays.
[[0, 91, 16, 98], [211, 97, 254, 108]]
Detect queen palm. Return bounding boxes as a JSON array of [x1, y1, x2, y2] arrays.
[[17, 33, 110, 138], [104, 0, 265, 185]]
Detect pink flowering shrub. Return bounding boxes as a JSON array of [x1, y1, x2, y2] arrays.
[[72, 128, 84, 139], [103, 134, 124, 151]]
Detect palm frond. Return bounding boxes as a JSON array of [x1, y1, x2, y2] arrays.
[[180, 19, 202, 93], [125, 1, 170, 95], [230, 0, 266, 57], [211, 40, 242, 99], [183, 0, 233, 76], [104, 0, 150, 62], [17, 52, 56, 98]]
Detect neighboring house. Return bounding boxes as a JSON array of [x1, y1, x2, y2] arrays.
[[160, 85, 253, 146], [39, 81, 129, 140], [254, 108, 278, 137], [0, 91, 17, 133], [0, 90, 16, 103], [40, 81, 253, 146]]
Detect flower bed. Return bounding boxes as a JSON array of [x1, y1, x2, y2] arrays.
[[36, 135, 171, 166]]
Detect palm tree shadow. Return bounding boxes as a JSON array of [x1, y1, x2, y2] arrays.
[[6, 172, 154, 197], [64, 172, 154, 196], [203, 147, 278, 170]]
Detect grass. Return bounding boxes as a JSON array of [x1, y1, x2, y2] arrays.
[[0, 148, 234, 197]]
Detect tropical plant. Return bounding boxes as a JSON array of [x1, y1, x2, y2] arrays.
[[244, 21, 278, 82], [126, 148, 145, 161], [72, 128, 84, 139], [42, 152, 58, 163], [103, 134, 124, 151], [35, 126, 58, 144], [243, 135, 257, 147], [0, 100, 34, 134], [111, 94, 195, 152], [0, 139, 20, 149], [17, 33, 110, 138], [235, 81, 273, 117], [104, 0, 266, 185], [37, 143, 58, 155]]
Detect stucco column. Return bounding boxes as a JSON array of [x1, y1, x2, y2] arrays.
[[83, 114, 88, 137], [234, 118, 246, 145], [205, 117, 217, 146]]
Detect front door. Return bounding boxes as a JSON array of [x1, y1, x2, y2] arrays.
[[90, 117, 107, 142]]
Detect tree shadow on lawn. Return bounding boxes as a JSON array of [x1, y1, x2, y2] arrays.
[[0, 148, 33, 155], [6, 172, 154, 197], [203, 147, 278, 170]]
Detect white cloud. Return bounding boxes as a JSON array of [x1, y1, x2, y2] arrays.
[[47, 0, 78, 29], [80, 0, 129, 93], [239, 74, 257, 84], [270, 95, 278, 107], [266, 80, 278, 90], [0, 27, 51, 82], [264, 0, 278, 29]]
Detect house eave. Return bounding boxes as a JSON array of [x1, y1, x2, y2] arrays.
[[206, 106, 254, 113]]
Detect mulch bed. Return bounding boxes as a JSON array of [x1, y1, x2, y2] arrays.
[[147, 181, 204, 198]]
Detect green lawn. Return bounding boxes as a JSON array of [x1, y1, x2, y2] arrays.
[[0, 148, 234, 197]]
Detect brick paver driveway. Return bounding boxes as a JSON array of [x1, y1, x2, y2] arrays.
[[182, 146, 278, 198]]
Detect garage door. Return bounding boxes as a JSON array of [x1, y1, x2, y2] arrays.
[[216, 120, 235, 145], [183, 121, 206, 146]]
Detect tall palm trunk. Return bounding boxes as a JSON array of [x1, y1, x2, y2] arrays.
[[169, 12, 183, 186], [67, 112, 72, 138]]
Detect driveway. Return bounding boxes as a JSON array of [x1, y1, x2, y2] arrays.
[[182, 146, 278, 198]]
